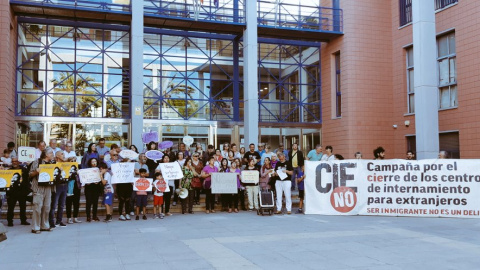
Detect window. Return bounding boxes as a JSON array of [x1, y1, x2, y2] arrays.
[[406, 47, 414, 113], [399, 0, 412, 27], [437, 32, 457, 109], [435, 0, 458, 10], [334, 52, 341, 117], [406, 131, 460, 158]]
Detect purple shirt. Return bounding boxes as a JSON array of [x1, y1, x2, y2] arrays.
[[202, 165, 218, 182]]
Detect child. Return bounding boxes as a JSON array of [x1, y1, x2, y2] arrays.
[[296, 165, 305, 214], [135, 168, 149, 220], [99, 163, 114, 222], [153, 172, 165, 219], [1, 149, 12, 167]]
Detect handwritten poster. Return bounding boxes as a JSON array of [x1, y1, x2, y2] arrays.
[[158, 162, 184, 180], [241, 170, 259, 184], [111, 163, 135, 184], [78, 167, 101, 185]]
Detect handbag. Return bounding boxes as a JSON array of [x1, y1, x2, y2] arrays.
[[191, 177, 202, 188]]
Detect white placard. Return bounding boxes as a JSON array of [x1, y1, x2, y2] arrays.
[[119, 149, 139, 160], [158, 162, 184, 180], [183, 135, 194, 146], [276, 169, 288, 180], [18, 147, 36, 163], [241, 170, 259, 184], [211, 173, 238, 194], [305, 159, 480, 218], [133, 178, 153, 192], [111, 163, 135, 184], [78, 168, 101, 185]]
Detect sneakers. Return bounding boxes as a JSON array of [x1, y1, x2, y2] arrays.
[[21, 221, 30, 225], [50, 224, 56, 229], [67, 218, 73, 224], [275, 211, 282, 215], [142, 215, 147, 220], [104, 215, 112, 222], [125, 214, 131, 220], [154, 214, 159, 219], [135, 215, 140, 220], [74, 218, 82, 223], [119, 215, 126, 221], [57, 222, 67, 227], [287, 211, 292, 215], [296, 209, 303, 214], [172, 201, 177, 206], [129, 211, 134, 216], [160, 213, 164, 219]]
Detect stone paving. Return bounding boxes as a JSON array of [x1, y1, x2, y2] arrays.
[[1, 212, 480, 270]]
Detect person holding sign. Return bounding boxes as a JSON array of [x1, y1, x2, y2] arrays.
[[219, 158, 230, 212], [6, 157, 30, 226], [85, 158, 101, 222], [273, 153, 293, 215], [226, 160, 242, 213], [180, 158, 195, 214], [99, 163, 114, 222], [81, 143, 99, 169], [135, 169, 150, 220], [244, 159, 260, 211], [29, 148, 55, 234], [48, 151, 69, 228], [155, 155, 177, 216], [201, 156, 218, 214], [152, 172, 166, 219], [66, 164, 82, 224]]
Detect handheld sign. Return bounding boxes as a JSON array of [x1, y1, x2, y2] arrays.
[[60, 162, 78, 179], [211, 173, 238, 194], [0, 170, 22, 191], [39, 164, 60, 185], [111, 163, 135, 184], [153, 179, 169, 193], [183, 136, 194, 146], [18, 147, 36, 163], [158, 162, 184, 180], [133, 178, 153, 191], [159, 141, 173, 150], [142, 131, 159, 144], [241, 170, 259, 184], [78, 168, 101, 185], [145, 150, 164, 161], [119, 149, 139, 160]]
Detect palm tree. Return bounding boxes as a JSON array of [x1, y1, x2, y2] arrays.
[[164, 83, 199, 118]]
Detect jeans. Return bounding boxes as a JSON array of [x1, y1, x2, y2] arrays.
[[49, 184, 68, 225], [66, 183, 80, 218], [291, 167, 302, 190], [275, 180, 292, 212]]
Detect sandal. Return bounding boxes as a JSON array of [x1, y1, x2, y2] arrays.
[[228, 209, 232, 213], [234, 209, 239, 213]]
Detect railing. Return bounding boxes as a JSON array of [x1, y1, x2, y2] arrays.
[[257, 0, 343, 32], [435, 0, 457, 10], [10, 0, 131, 12], [144, 0, 245, 24]]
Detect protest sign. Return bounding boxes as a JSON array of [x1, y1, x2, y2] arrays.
[[145, 150, 164, 161], [111, 163, 135, 184], [142, 131, 158, 144], [159, 141, 173, 150], [38, 164, 60, 185], [119, 149, 139, 160], [153, 179, 169, 194], [305, 160, 480, 218], [133, 178, 153, 192], [18, 147, 36, 163], [78, 168, 101, 185], [60, 162, 78, 179], [183, 136, 194, 146], [211, 173, 238, 194], [0, 170, 22, 191], [158, 162, 183, 180], [241, 170, 259, 184]]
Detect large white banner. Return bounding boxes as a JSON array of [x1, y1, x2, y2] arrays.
[[305, 160, 480, 218]]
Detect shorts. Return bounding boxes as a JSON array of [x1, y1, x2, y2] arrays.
[[103, 192, 113, 206], [298, 190, 305, 200], [154, 195, 164, 206], [136, 195, 148, 208]]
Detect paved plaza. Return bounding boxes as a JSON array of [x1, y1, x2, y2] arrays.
[[1, 212, 480, 270]]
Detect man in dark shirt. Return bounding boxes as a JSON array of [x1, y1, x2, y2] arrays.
[[273, 153, 293, 214], [243, 143, 261, 166], [6, 157, 30, 226]]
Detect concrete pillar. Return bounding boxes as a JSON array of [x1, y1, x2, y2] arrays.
[[412, 0, 439, 159], [243, 0, 259, 147], [130, 3, 144, 148]]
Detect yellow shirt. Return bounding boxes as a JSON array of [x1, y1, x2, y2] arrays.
[[292, 151, 298, 168]]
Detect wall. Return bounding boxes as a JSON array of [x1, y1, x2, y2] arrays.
[[0, 3, 16, 149]]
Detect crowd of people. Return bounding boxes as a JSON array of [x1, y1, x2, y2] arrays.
[[0, 139, 451, 234]]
